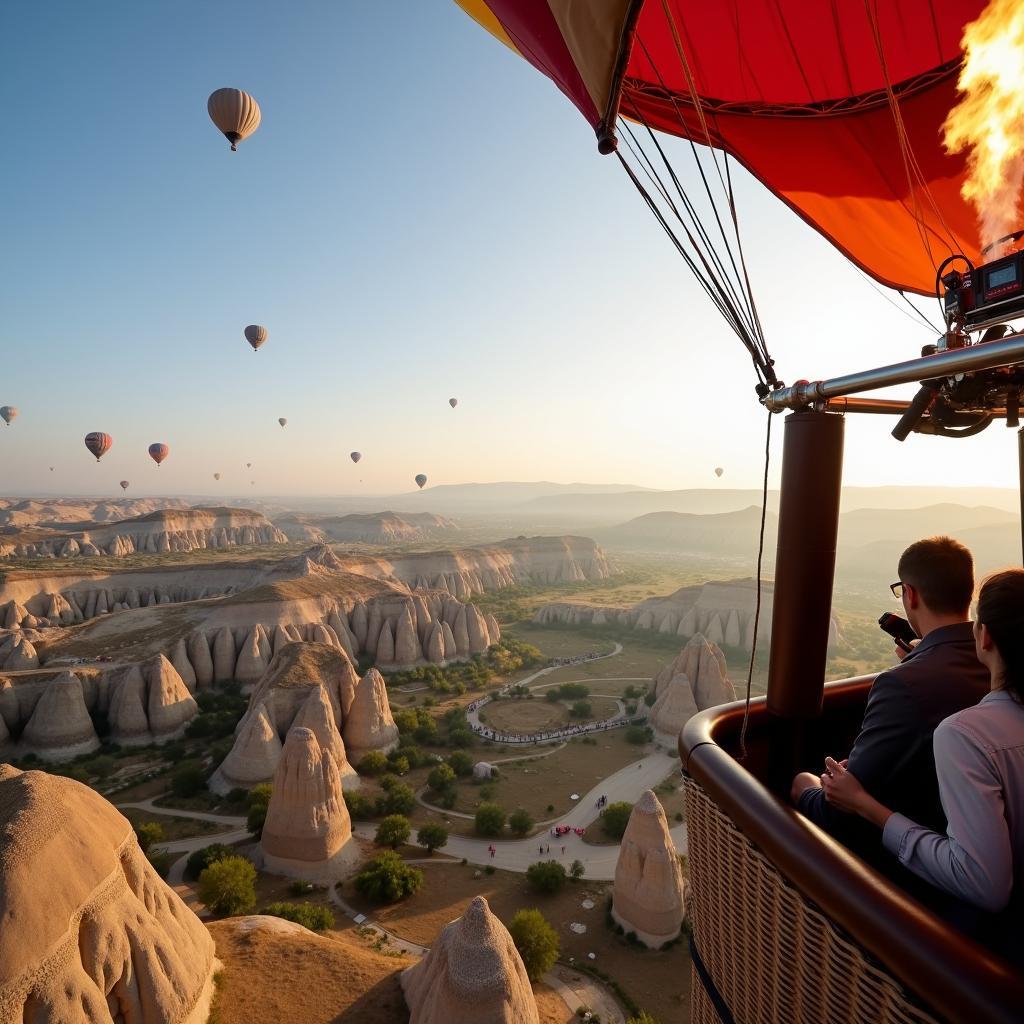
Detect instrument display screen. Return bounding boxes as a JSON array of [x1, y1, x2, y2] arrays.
[[986, 263, 1019, 290]]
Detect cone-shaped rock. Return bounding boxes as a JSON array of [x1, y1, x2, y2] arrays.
[[20, 671, 100, 760], [4, 636, 39, 671], [260, 727, 353, 875], [343, 667, 399, 762], [169, 637, 197, 693], [394, 603, 421, 665], [188, 631, 214, 689], [235, 627, 270, 688], [441, 621, 457, 658], [0, 764, 217, 1021], [350, 600, 369, 650], [145, 655, 199, 740], [648, 673, 699, 739], [107, 665, 151, 745], [611, 790, 686, 948], [426, 621, 445, 663], [376, 620, 395, 664], [465, 604, 490, 654], [210, 700, 282, 794], [401, 895, 539, 1024], [335, 654, 359, 721], [693, 639, 734, 710], [292, 684, 359, 787], [452, 605, 470, 656], [212, 625, 236, 683], [271, 624, 292, 656], [485, 612, 501, 645], [365, 603, 384, 655]]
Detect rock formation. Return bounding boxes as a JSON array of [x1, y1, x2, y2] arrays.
[[342, 667, 399, 763], [19, 671, 100, 760], [0, 764, 217, 1022], [259, 726, 354, 880], [649, 634, 735, 740], [648, 673, 700, 740], [107, 665, 152, 746], [275, 510, 458, 544], [144, 655, 199, 740], [211, 701, 282, 792], [401, 895, 539, 1024], [235, 627, 270, 688], [611, 790, 686, 948], [291, 684, 358, 786], [2, 636, 39, 671]]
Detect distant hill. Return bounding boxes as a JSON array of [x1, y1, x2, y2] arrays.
[[379, 480, 658, 510], [597, 506, 779, 555], [274, 510, 458, 545]]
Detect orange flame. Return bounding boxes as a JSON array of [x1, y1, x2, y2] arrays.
[[943, 0, 1024, 252]]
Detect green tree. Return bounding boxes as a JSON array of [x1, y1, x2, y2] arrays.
[[198, 856, 256, 916], [601, 801, 634, 840], [447, 750, 473, 776], [185, 843, 236, 882], [447, 727, 475, 749], [416, 822, 449, 854], [262, 901, 334, 932], [626, 1013, 660, 1024], [569, 859, 585, 881], [378, 780, 416, 816], [643, 691, 657, 707], [526, 860, 567, 894], [508, 808, 534, 836], [508, 909, 559, 981], [134, 821, 164, 853], [344, 791, 376, 820], [246, 783, 273, 838], [625, 724, 653, 745], [474, 802, 506, 837], [375, 814, 411, 849], [569, 699, 592, 719], [388, 754, 410, 775], [427, 762, 456, 794], [545, 689, 561, 703], [171, 761, 207, 798], [358, 751, 389, 776], [353, 851, 424, 904], [393, 709, 418, 734], [559, 683, 590, 699]]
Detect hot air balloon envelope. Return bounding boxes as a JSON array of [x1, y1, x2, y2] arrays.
[[449, 398, 458, 408], [715, 467, 724, 478], [84, 432, 113, 462], [0, 406, 17, 426], [207, 88, 261, 151], [350, 451, 362, 464], [454, 1, 992, 294], [415, 474, 427, 489], [119, 480, 130, 491], [278, 417, 287, 427], [244, 325, 267, 351], [148, 443, 169, 466]]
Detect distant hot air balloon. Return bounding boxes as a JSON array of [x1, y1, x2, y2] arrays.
[[250, 480, 255, 486], [84, 432, 113, 462], [214, 472, 221, 481], [350, 451, 362, 464], [0, 406, 17, 426], [415, 474, 427, 490], [207, 88, 261, 151], [244, 325, 267, 352], [49, 466, 54, 472], [246, 462, 252, 469], [278, 417, 287, 428], [448, 398, 458, 409], [714, 467, 724, 478], [148, 443, 169, 467], [120, 480, 130, 491]]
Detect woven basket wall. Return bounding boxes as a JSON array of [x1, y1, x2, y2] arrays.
[[682, 775, 941, 1024]]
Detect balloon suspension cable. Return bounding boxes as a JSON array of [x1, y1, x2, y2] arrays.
[[739, 407, 773, 762], [612, 27, 779, 392]]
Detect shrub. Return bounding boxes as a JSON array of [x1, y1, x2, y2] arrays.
[[508, 808, 533, 836], [393, 709, 418, 734], [416, 822, 449, 854], [559, 683, 590, 699], [344, 790, 376, 819], [625, 1014, 659, 1024], [134, 821, 164, 853], [427, 763, 456, 794], [569, 859, 585, 881], [545, 689, 561, 703], [263, 901, 334, 932], [397, 743, 427, 768], [508, 909, 559, 980], [643, 691, 657, 707], [288, 880, 315, 896], [353, 851, 424, 904], [171, 761, 207, 798], [446, 750, 473, 776], [623, 685, 639, 699], [474, 802, 506, 837], [439, 789, 457, 809], [146, 849, 173, 878], [600, 801, 634, 840], [624, 725, 652, 745], [378, 781, 415, 816], [246, 784, 273, 838], [185, 843, 236, 882], [447, 728, 475, 749], [375, 815, 411, 849], [546, 803, 555, 813], [88, 754, 117, 779], [358, 751, 389, 776], [388, 754, 410, 775], [569, 700, 592, 719], [198, 856, 256, 916], [526, 860, 567, 894]]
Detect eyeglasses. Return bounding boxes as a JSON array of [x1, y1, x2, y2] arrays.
[[890, 581, 906, 599]]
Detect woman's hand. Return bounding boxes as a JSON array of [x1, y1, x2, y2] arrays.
[[820, 756, 893, 828]]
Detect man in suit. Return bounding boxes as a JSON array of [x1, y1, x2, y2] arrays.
[[791, 536, 989, 862]]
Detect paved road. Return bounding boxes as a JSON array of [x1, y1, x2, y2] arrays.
[[360, 749, 685, 880]]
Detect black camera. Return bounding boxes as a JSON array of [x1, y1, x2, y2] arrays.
[[878, 612, 918, 652]]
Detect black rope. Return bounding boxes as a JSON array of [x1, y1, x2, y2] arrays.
[[739, 407, 773, 761]]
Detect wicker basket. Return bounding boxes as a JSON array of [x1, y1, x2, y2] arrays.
[[683, 775, 941, 1024]]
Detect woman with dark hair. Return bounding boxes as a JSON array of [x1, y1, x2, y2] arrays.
[[822, 569, 1024, 917]]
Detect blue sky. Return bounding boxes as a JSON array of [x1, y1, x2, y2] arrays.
[[0, 2, 1018, 498]]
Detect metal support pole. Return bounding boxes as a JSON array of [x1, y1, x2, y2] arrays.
[[767, 410, 845, 719]]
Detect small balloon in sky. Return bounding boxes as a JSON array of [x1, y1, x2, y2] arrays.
[[0, 406, 17, 426], [207, 88, 261, 151], [148, 443, 169, 467], [244, 325, 267, 352], [448, 398, 458, 409], [350, 451, 362, 464], [246, 462, 252, 469], [120, 480, 130, 491], [214, 472, 221, 481], [278, 417, 287, 428], [414, 473, 427, 489], [85, 432, 113, 462], [714, 467, 724, 478]]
